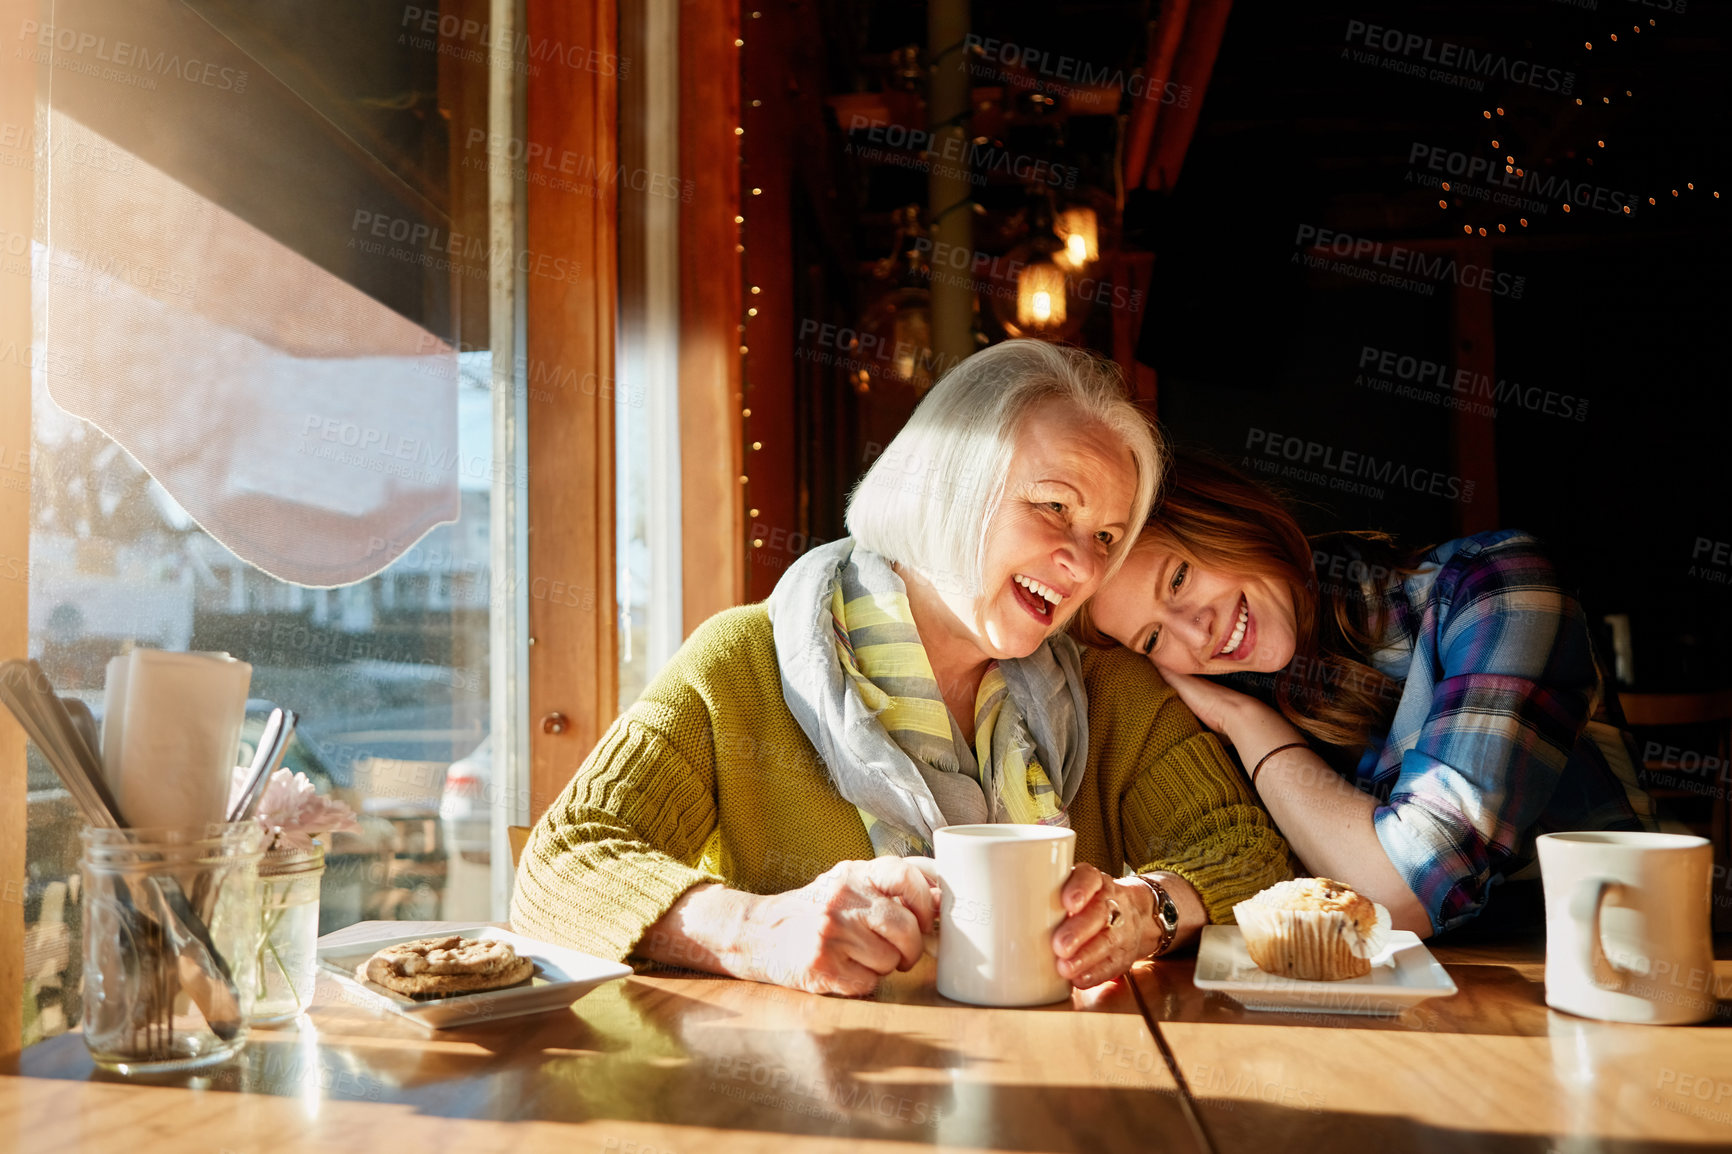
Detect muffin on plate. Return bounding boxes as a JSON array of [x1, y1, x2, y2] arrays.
[[1233, 877, 1391, 981]]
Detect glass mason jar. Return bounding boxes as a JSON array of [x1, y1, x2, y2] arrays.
[[80, 822, 264, 1073], [251, 841, 326, 1024]]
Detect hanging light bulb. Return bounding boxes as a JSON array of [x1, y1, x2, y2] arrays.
[[1018, 260, 1068, 330], [984, 226, 1092, 341], [856, 204, 940, 395], [1054, 207, 1099, 271]]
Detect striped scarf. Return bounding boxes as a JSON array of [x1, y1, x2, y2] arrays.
[[767, 538, 1087, 858]]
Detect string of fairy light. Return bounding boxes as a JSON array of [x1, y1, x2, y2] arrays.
[[733, 12, 1718, 524], [737, 10, 764, 551], [1434, 15, 1719, 238]]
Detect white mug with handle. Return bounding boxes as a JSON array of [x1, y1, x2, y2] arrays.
[[930, 824, 1075, 1007], [1537, 831, 1718, 1025]]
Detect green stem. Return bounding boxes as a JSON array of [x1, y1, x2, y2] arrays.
[[256, 883, 297, 1004], [266, 928, 297, 1002]]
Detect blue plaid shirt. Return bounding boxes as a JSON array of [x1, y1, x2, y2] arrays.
[[1224, 530, 1655, 932], [1349, 530, 1655, 932]]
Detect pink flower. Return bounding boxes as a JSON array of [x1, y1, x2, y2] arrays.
[[236, 767, 360, 851]]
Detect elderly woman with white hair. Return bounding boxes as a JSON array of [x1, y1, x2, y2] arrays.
[[513, 340, 1289, 994]]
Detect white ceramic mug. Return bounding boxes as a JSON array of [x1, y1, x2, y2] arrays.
[[931, 824, 1075, 1007], [1537, 831, 1717, 1024]]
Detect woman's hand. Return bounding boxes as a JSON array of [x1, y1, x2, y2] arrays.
[[1162, 670, 1284, 749], [735, 858, 941, 997], [1051, 863, 1161, 988], [1160, 669, 1256, 737]]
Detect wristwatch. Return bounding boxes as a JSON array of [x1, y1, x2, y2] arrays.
[[1132, 873, 1181, 957]]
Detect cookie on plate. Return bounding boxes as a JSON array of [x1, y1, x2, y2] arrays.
[[360, 935, 535, 997], [1232, 877, 1390, 981]]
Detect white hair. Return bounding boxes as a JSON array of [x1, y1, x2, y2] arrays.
[[845, 339, 1162, 597]]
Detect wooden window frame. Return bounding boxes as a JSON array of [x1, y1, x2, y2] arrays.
[[524, 0, 622, 819], [527, 0, 749, 813], [526, 0, 746, 818], [0, 0, 31, 1060], [677, 0, 746, 626]]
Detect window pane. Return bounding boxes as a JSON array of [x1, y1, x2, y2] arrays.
[[17, 1, 520, 1051], [616, 0, 683, 709], [22, 358, 497, 1046]]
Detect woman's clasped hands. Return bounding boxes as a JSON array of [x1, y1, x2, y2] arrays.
[[725, 857, 1158, 996]]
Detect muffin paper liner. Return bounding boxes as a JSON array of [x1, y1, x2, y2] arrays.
[[1233, 899, 1392, 982]]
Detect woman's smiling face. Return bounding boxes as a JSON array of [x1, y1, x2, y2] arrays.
[[1087, 541, 1300, 675], [933, 400, 1139, 661]]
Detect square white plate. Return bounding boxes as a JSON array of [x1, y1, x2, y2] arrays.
[[1192, 925, 1457, 1016], [315, 925, 632, 1029]]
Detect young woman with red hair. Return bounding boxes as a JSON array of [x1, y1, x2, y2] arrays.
[[1080, 453, 1657, 937]]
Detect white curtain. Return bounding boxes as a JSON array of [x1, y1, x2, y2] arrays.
[[34, 0, 462, 586]]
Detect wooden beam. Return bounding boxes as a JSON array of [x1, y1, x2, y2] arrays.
[[1109, 252, 1158, 408], [678, 0, 745, 624], [0, 0, 30, 1060], [1450, 237, 1499, 535], [1123, 0, 1190, 190], [925, 0, 974, 371], [1145, 0, 1233, 192], [525, 0, 619, 820]]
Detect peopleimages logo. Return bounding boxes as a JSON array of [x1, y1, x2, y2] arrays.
[[1295, 224, 1527, 299], [18, 20, 248, 92], [400, 6, 627, 76], [1357, 345, 1589, 421], [0, 338, 84, 381], [1342, 19, 1575, 95], [845, 115, 1077, 189], [0, 119, 135, 175], [1244, 428, 1476, 504], [913, 238, 1144, 310], [964, 34, 1192, 106], [350, 209, 585, 285], [462, 129, 694, 202]]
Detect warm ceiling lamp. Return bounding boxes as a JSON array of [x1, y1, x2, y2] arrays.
[[859, 287, 936, 393], [856, 204, 941, 395], [1018, 259, 1069, 330], [1054, 207, 1099, 271], [988, 234, 1088, 341]]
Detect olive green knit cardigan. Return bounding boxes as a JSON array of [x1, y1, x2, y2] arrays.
[[511, 605, 1290, 962]]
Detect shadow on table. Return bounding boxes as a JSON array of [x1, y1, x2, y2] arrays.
[[17, 968, 1198, 1152], [1138, 961, 1557, 1036], [15, 997, 630, 1098], [563, 976, 1187, 1148], [1139, 929, 1732, 1040], [344, 972, 1197, 1149], [1146, 962, 1732, 1038], [1184, 1097, 1722, 1154]]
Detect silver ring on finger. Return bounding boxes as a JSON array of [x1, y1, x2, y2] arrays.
[[1104, 897, 1122, 929]]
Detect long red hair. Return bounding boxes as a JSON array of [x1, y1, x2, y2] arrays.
[[1072, 451, 1409, 751]]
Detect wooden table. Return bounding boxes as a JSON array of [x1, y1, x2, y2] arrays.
[[5, 921, 1203, 1153], [1129, 934, 1732, 1152], [6, 922, 1730, 1152]]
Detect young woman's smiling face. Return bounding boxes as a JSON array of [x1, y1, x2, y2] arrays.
[[1087, 542, 1300, 675], [928, 400, 1139, 662]]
